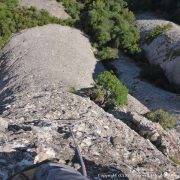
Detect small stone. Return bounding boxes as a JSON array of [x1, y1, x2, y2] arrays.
[[81, 137, 92, 147], [0, 117, 8, 132], [35, 147, 56, 163], [76, 131, 83, 138], [74, 163, 81, 170]]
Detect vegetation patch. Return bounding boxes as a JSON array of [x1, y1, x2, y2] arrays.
[[58, 0, 141, 61], [145, 109, 176, 130], [0, 0, 73, 49], [170, 156, 180, 165], [146, 24, 172, 44], [96, 47, 119, 61], [57, 0, 82, 20], [85, 71, 128, 109]]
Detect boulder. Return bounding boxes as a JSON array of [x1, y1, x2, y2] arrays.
[[137, 17, 180, 89], [20, 0, 70, 19], [0, 90, 179, 179], [1, 24, 103, 91]]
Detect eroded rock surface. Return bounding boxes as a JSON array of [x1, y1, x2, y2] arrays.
[[0, 88, 179, 179], [128, 112, 180, 158]]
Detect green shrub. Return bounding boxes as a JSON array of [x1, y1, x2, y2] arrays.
[[0, 0, 72, 49], [81, 0, 140, 54], [57, 0, 82, 19], [145, 109, 176, 130], [96, 47, 118, 61], [95, 71, 128, 106], [60, 0, 141, 60], [171, 156, 180, 165], [146, 24, 172, 44]]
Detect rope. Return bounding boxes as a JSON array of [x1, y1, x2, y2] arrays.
[[68, 125, 87, 177]]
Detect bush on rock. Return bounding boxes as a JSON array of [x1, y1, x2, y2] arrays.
[[145, 109, 176, 130], [88, 71, 128, 108]]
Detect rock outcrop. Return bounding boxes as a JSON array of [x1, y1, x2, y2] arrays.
[[128, 112, 180, 159], [20, 0, 69, 19], [1, 24, 103, 90], [137, 17, 180, 89], [0, 89, 180, 179], [0, 25, 179, 179]]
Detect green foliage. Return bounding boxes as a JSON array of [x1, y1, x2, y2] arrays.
[[96, 47, 118, 61], [69, 86, 76, 93], [145, 109, 176, 130], [171, 156, 180, 165], [82, 0, 140, 54], [146, 24, 172, 44], [0, 0, 71, 49], [95, 71, 128, 106], [87, 86, 107, 107], [57, 0, 82, 19], [59, 0, 141, 60]]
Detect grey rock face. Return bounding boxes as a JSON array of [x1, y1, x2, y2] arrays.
[[0, 118, 8, 133], [128, 112, 180, 158], [1, 24, 103, 90], [0, 90, 179, 179], [137, 17, 180, 88]]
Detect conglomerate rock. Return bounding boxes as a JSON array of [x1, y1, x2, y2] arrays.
[[0, 85, 179, 179]]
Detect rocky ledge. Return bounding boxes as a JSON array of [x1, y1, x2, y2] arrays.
[[0, 24, 179, 179]]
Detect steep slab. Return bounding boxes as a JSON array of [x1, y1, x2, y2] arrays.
[[0, 89, 179, 179]]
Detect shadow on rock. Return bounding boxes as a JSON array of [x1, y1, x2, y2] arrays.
[[0, 50, 17, 115], [0, 147, 37, 179], [71, 154, 129, 180]]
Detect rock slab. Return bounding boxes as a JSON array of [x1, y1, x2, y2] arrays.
[[137, 17, 180, 88]]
